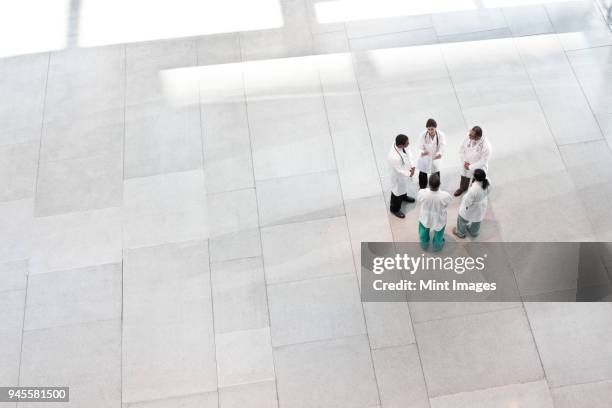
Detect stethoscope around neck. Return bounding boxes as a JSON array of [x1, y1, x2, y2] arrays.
[[394, 145, 407, 165]]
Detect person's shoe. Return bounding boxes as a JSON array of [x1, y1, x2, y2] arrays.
[[403, 196, 416, 203], [453, 189, 464, 197], [452, 227, 465, 239], [391, 210, 405, 219]]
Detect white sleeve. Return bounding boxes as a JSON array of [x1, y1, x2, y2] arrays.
[[471, 140, 491, 169], [390, 155, 412, 177]]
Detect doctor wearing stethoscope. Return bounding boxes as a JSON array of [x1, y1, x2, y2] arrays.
[[417, 118, 446, 190], [388, 134, 416, 219], [454, 125, 492, 197]]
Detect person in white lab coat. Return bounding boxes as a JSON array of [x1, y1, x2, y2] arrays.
[[417, 173, 452, 251], [452, 169, 490, 238], [454, 125, 491, 197], [388, 134, 416, 219], [418, 118, 446, 189]]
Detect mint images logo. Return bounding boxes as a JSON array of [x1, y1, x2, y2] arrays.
[[371, 253, 487, 275]]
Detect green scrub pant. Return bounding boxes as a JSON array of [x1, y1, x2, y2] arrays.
[[419, 222, 446, 252]]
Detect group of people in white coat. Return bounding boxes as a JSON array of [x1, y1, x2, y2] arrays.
[[388, 118, 492, 251]]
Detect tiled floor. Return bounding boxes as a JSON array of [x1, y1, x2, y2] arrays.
[[1, 0, 612, 407]]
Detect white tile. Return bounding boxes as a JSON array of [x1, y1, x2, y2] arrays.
[[0, 199, 32, 263], [349, 29, 438, 51], [19, 320, 121, 408], [274, 335, 379, 408], [31, 207, 121, 274], [25, 263, 122, 330], [35, 153, 123, 216], [219, 381, 278, 408], [430, 380, 554, 408], [261, 216, 354, 284], [552, 380, 612, 408], [318, 53, 382, 201], [216, 328, 275, 387], [0, 53, 48, 146], [123, 241, 217, 402], [0, 260, 27, 293], [211, 257, 269, 333], [372, 344, 429, 408], [364, 302, 415, 349], [207, 188, 259, 239], [432, 8, 507, 37], [524, 302, 612, 387], [122, 170, 207, 249], [0, 142, 38, 202], [414, 308, 543, 397], [567, 46, 612, 116], [256, 170, 344, 227], [125, 392, 218, 408], [546, 1, 612, 51], [267, 274, 365, 347]]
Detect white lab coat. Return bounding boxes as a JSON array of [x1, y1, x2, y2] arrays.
[[388, 144, 414, 196], [459, 135, 491, 178], [418, 130, 446, 174], [459, 181, 489, 222], [417, 188, 453, 231]]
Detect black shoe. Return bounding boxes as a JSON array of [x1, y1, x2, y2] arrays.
[[391, 210, 405, 219], [403, 196, 415, 203]]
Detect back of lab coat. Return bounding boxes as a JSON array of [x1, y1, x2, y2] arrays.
[[459, 181, 489, 222], [417, 189, 453, 231]]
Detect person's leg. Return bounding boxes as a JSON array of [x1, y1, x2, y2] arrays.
[[467, 221, 481, 237], [390, 193, 404, 217], [419, 172, 428, 189], [454, 176, 471, 197], [401, 192, 415, 203], [432, 226, 446, 252], [453, 215, 469, 238], [419, 223, 430, 250]]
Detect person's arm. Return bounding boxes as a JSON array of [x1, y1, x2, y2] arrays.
[[470, 140, 491, 170], [434, 131, 446, 159], [390, 155, 412, 178], [419, 133, 428, 156]]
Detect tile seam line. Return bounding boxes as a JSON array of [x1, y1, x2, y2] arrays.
[[121, 41, 127, 408], [237, 31, 282, 408], [22, 316, 121, 333], [428, 377, 550, 401], [347, 26, 436, 41], [195, 37, 221, 408], [32, 52, 51, 216], [410, 303, 523, 326]]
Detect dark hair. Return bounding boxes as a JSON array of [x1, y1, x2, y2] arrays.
[[428, 173, 441, 191], [474, 169, 489, 189], [426, 118, 437, 128], [395, 134, 409, 147], [472, 125, 483, 138]]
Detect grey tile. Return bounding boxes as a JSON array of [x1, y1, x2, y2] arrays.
[[207, 188, 259, 239], [0, 199, 32, 263], [0, 142, 38, 202], [552, 380, 612, 408], [125, 392, 218, 408], [430, 380, 554, 408], [197, 33, 241, 65], [124, 104, 203, 179], [20, 320, 121, 408], [267, 274, 365, 347], [0, 53, 48, 146], [211, 257, 269, 333], [35, 153, 123, 216], [313, 30, 350, 55], [256, 170, 344, 227], [122, 170, 207, 249], [0, 290, 25, 388], [524, 302, 612, 387], [123, 241, 217, 402], [502, 5, 554, 37], [372, 344, 428, 408], [216, 328, 275, 387], [219, 381, 278, 408], [346, 15, 433, 39], [432, 8, 507, 37], [414, 308, 543, 397], [209, 228, 261, 263], [437, 27, 513, 44], [24, 263, 122, 330], [566, 46, 612, 116], [31, 207, 122, 275], [546, 0, 612, 51], [274, 335, 379, 408], [261, 216, 354, 284], [0, 260, 27, 293]]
